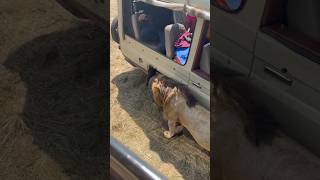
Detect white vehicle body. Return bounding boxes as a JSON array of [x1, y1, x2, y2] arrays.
[[117, 0, 211, 110]]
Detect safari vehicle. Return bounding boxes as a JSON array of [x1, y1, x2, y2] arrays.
[[111, 0, 211, 110], [212, 0, 320, 156]]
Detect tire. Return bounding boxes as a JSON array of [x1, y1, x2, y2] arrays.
[[111, 17, 119, 44]]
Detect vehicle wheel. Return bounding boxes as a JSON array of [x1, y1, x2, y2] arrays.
[[111, 17, 119, 44]]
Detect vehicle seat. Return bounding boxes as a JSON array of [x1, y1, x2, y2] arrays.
[[164, 23, 186, 58], [200, 43, 210, 75]]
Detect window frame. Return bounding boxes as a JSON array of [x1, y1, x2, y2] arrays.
[[191, 20, 210, 81], [260, 0, 320, 64]]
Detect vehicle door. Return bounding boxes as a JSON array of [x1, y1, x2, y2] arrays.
[[186, 19, 211, 109], [250, 0, 320, 156]]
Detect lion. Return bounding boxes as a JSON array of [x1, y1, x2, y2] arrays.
[[149, 74, 210, 151]]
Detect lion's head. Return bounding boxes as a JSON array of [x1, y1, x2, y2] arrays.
[[150, 74, 197, 109]]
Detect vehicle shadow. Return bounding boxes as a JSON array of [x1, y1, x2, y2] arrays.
[[111, 68, 210, 180], [3, 22, 107, 180]]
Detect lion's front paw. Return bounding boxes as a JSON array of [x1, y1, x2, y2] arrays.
[[163, 131, 174, 139]]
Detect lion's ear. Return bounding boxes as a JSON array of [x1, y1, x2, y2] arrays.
[[153, 78, 159, 84], [152, 83, 162, 107]]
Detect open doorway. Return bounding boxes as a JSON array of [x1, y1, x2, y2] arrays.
[[122, 0, 199, 65], [122, 0, 173, 55]]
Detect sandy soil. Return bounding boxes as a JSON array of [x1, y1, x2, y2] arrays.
[[0, 1, 106, 179], [109, 1, 210, 179]]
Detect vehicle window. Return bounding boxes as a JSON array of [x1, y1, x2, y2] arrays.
[[124, 1, 199, 65], [123, 1, 174, 55], [212, 0, 244, 12]]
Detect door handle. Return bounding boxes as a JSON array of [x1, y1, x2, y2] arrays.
[[264, 66, 293, 86], [192, 82, 202, 89]]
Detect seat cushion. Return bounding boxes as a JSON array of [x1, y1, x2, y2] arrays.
[[164, 23, 186, 58]]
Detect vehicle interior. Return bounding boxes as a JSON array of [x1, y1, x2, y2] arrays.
[[261, 0, 320, 63], [122, 0, 203, 66], [123, 1, 172, 54]]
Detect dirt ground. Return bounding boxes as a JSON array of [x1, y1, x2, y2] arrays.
[[109, 1, 210, 180], [0, 1, 106, 180]]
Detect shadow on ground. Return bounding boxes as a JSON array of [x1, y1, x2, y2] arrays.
[[3, 22, 107, 180], [111, 69, 210, 179]]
